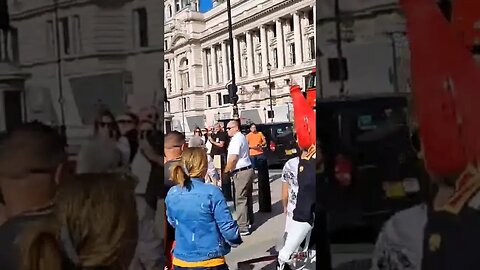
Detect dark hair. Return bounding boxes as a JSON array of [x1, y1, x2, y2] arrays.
[[0, 121, 67, 178], [165, 131, 185, 144], [250, 123, 257, 128], [93, 109, 119, 138]]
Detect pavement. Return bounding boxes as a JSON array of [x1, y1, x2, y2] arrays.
[[226, 169, 286, 270], [225, 169, 375, 270]]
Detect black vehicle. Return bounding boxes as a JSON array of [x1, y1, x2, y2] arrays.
[[317, 94, 427, 243], [218, 119, 298, 166]]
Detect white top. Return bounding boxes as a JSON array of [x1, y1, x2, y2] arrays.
[[131, 151, 151, 194], [371, 204, 426, 270], [227, 131, 252, 170], [282, 157, 300, 218]]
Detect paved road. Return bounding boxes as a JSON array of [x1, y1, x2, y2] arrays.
[[226, 169, 285, 269], [225, 169, 375, 270]]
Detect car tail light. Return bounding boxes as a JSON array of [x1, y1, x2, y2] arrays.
[[270, 141, 276, 151]]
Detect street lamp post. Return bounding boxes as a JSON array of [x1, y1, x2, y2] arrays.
[[266, 63, 274, 122], [226, 0, 239, 122]]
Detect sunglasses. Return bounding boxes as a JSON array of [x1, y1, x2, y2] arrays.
[[98, 122, 114, 128], [195, 130, 201, 133], [226, 127, 233, 130], [117, 119, 133, 124]]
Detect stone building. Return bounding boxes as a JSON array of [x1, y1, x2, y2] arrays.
[[317, 0, 410, 97], [2, 0, 165, 143], [165, 0, 316, 131]]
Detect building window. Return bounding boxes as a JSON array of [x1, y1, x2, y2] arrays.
[[165, 60, 170, 70], [167, 5, 172, 18], [307, 10, 314, 25], [59, 17, 70, 55], [257, 53, 262, 73], [167, 78, 172, 92], [309, 37, 315, 60], [289, 43, 295, 65], [9, 28, 18, 62], [72, 15, 82, 54], [273, 48, 278, 68], [223, 94, 231, 105], [182, 97, 187, 110], [165, 40, 168, 50], [206, 95, 212, 107], [176, 0, 181, 12], [134, 8, 149, 48], [328, 57, 349, 82], [217, 93, 222, 106], [46, 20, 55, 56], [272, 25, 277, 38]]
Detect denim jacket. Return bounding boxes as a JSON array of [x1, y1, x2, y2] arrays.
[[165, 178, 242, 262]]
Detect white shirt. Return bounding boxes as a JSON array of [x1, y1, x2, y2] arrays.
[[371, 204, 426, 270], [282, 157, 300, 218], [227, 131, 252, 170], [131, 151, 151, 194]]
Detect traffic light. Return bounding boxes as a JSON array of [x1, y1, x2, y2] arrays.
[[228, 84, 238, 104]]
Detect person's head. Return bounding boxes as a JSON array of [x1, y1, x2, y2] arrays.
[[138, 120, 155, 141], [194, 127, 202, 137], [94, 110, 118, 140], [214, 123, 222, 133], [249, 123, 257, 133], [170, 147, 208, 189], [139, 106, 159, 124], [116, 112, 138, 136], [226, 120, 239, 137], [202, 128, 208, 136], [18, 173, 138, 270], [164, 131, 186, 160], [0, 121, 67, 213], [206, 127, 213, 136]]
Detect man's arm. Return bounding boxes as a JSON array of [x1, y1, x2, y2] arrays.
[[209, 134, 225, 148], [225, 154, 239, 173]]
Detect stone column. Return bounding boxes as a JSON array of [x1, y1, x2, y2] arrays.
[[233, 36, 241, 78], [293, 12, 303, 65], [246, 31, 254, 76], [187, 50, 194, 89], [202, 50, 208, 86], [211, 45, 218, 84], [276, 19, 285, 69], [173, 56, 179, 91], [260, 25, 268, 74], [221, 41, 229, 83]]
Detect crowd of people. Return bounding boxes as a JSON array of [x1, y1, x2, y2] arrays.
[[0, 100, 302, 270]]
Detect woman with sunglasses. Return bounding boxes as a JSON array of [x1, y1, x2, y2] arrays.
[[76, 109, 124, 174]]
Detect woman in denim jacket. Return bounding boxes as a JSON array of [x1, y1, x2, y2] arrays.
[[166, 147, 242, 270]]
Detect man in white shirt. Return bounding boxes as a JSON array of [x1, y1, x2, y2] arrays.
[[225, 120, 254, 236]]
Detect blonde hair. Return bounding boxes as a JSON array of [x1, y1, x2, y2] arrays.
[[19, 173, 138, 270], [170, 147, 208, 188]]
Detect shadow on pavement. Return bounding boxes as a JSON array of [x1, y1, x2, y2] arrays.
[[251, 200, 284, 232]]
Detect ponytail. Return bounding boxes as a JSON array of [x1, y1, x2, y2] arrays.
[[18, 220, 63, 270], [170, 163, 191, 188]]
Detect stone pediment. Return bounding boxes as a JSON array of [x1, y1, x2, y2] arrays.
[[171, 33, 189, 48]]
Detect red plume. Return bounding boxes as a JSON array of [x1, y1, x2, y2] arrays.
[[400, 0, 480, 175], [291, 85, 316, 150]]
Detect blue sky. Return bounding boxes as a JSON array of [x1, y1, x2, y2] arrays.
[[199, 0, 213, 13]]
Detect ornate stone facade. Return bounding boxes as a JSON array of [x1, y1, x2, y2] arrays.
[[165, 0, 316, 130]]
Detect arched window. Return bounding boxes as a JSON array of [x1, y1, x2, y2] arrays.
[[179, 58, 190, 89], [167, 5, 172, 17]]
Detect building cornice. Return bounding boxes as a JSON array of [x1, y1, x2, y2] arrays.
[[200, 0, 310, 42], [317, 3, 400, 23]]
